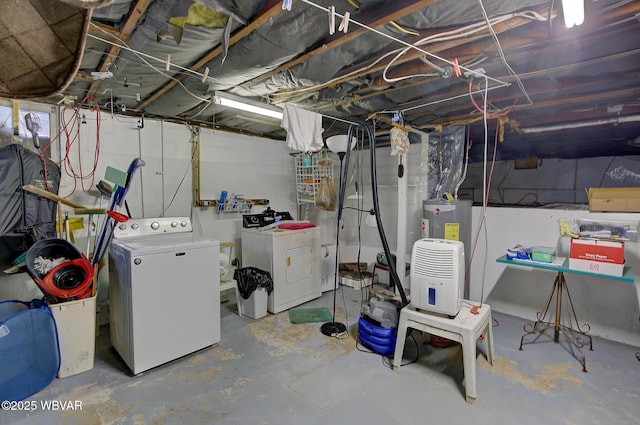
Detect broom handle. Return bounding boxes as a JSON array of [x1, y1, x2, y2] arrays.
[[22, 185, 85, 209]]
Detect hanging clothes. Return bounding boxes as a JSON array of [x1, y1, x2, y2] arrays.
[[281, 104, 324, 152]]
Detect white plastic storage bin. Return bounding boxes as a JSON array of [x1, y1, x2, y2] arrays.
[[239, 287, 268, 319], [49, 295, 96, 378]]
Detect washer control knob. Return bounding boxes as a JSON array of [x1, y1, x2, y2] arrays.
[[118, 224, 127, 230], [134, 258, 142, 265], [181, 220, 188, 227], [151, 221, 160, 230], [131, 223, 139, 230], [171, 221, 178, 228]]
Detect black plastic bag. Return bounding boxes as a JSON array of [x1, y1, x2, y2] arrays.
[[234, 267, 273, 299], [0, 144, 60, 270]]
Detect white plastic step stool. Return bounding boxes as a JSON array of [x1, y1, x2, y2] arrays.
[[219, 242, 241, 316], [392, 301, 495, 403]]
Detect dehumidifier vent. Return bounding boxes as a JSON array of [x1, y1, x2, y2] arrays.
[[412, 245, 456, 279], [410, 238, 465, 316]]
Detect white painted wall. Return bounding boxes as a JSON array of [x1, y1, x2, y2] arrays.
[[2, 108, 639, 347], [339, 143, 640, 346], [469, 207, 640, 347]]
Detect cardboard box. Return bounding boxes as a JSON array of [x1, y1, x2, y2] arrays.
[[570, 238, 624, 264], [568, 258, 624, 277], [339, 262, 368, 272], [339, 271, 372, 290], [588, 188, 640, 212]]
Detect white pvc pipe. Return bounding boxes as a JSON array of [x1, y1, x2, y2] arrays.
[[521, 115, 640, 134]]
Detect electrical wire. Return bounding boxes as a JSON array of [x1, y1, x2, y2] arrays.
[[514, 192, 539, 205], [477, 0, 533, 106], [322, 124, 358, 339], [298, 0, 510, 85], [156, 126, 198, 217], [454, 134, 472, 199], [41, 95, 102, 197], [468, 80, 517, 117], [381, 12, 532, 84], [272, 3, 547, 104], [388, 21, 419, 36], [65, 98, 101, 193], [88, 27, 212, 106], [465, 77, 500, 306], [273, 7, 549, 105], [377, 332, 420, 368], [495, 161, 514, 203], [598, 157, 618, 187], [361, 120, 409, 307], [346, 128, 373, 313]]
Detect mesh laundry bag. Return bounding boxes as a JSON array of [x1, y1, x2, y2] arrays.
[[0, 299, 60, 401]]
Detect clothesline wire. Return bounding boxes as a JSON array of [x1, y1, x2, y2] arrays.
[[297, 0, 510, 87]]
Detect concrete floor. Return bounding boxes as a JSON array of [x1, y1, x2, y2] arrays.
[[4, 285, 640, 425]]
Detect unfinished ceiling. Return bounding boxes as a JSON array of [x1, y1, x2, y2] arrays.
[[7, 0, 640, 162]]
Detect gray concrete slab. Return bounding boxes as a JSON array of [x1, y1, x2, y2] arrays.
[[3, 286, 639, 425]]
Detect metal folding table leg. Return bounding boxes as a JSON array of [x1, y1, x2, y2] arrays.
[[519, 271, 592, 372]]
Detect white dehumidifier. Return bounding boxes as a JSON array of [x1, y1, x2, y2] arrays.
[[410, 238, 465, 316]]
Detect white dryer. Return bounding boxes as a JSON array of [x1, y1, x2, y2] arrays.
[[241, 224, 321, 313], [108, 217, 220, 375]]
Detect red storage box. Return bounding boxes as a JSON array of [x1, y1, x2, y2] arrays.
[[569, 238, 624, 264]]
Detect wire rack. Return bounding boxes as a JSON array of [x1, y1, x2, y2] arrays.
[[295, 151, 334, 205]]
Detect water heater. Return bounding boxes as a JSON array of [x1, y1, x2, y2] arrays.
[[410, 238, 464, 316], [421, 199, 471, 297]]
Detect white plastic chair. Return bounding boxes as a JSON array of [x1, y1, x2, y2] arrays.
[[392, 301, 495, 403]]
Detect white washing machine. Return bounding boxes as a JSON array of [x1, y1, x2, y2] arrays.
[[241, 224, 321, 313], [108, 217, 220, 375]]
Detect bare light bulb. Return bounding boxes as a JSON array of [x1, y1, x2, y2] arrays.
[[562, 0, 584, 28], [365, 211, 377, 227]]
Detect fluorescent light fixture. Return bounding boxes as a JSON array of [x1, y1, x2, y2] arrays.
[[213, 91, 283, 120], [562, 0, 584, 28]]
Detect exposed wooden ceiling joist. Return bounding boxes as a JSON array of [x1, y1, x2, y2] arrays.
[[86, 0, 152, 98], [137, 0, 285, 110]]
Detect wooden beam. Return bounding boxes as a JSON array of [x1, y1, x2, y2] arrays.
[[270, 10, 548, 106], [242, 0, 440, 88], [171, 0, 442, 121], [178, 0, 440, 120], [88, 21, 121, 38], [318, 12, 639, 116], [22, 185, 86, 209], [86, 0, 152, 98], [137, 0, 285, 110]]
